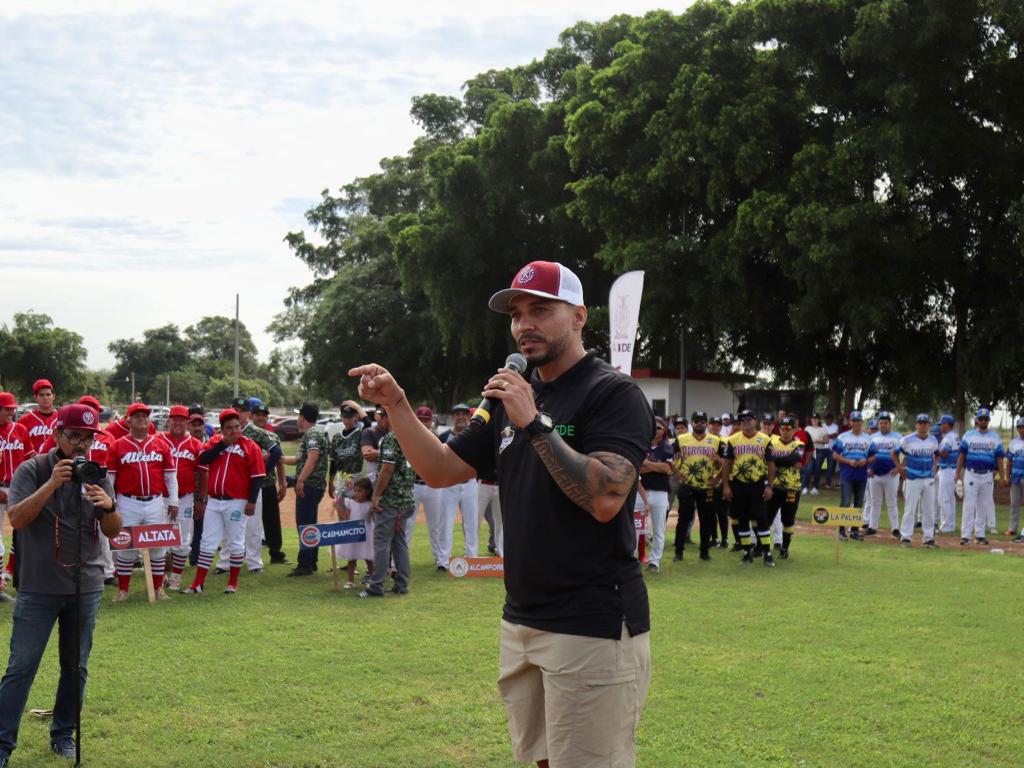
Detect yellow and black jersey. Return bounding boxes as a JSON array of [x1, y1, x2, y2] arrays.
[[675, 433, 722, 489], [723, 430, 771, 484], [768, 435, 806, 491]]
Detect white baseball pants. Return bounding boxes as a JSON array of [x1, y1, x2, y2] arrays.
[[961, 471, 994, 540], [477, 481, 503, 556], [115, 495, 169, 580], [218, 490, 263, 570], [414, 483, 444, 564], [441, 480, 479, 562], [171, 494, 195, 559], [936, 468, 957, 532], [868, 474, 900, 531], [901, 477, 937, 541], [200, 498, 248, 560]]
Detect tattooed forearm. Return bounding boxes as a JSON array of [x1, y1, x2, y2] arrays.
[[529, 431, 637, 522]]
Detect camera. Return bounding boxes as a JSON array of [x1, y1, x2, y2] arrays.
[[71, 457, 108, 485]]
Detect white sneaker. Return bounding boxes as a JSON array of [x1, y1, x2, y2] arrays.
[[155, 587, 170, 601], [810, 488, 820, 496], [801, 487, 809, 495], [182, 585, 203, 595], [165, 573, 182, 591], [223, 585, 237, 595], [112, 590, 129, 603]]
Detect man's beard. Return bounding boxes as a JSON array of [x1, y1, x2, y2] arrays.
[[522, 333, 570, 367]]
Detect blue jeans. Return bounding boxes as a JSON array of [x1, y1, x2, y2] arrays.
[[295, 485, 324, 569], [0, 590, 103, 755], [840, 479, 866, 509], [811, 449, 830, 489]]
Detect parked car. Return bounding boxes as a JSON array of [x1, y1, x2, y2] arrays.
[[273, 417, 301, 441]]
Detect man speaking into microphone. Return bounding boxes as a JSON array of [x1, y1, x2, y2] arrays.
[[351, 261, 652, 768]]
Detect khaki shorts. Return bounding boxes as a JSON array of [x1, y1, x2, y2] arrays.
[[498, 619, 651, 767]]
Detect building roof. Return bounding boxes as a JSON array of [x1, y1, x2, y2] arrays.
[[631, 368, 757, 384]]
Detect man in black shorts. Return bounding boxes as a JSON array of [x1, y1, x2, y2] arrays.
[[350, 260, 652, 767]]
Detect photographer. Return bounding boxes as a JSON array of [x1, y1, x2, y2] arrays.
[[0, 404, 121, 766]]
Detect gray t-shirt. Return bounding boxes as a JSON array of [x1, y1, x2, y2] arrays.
[[9, 449, 113, 594]]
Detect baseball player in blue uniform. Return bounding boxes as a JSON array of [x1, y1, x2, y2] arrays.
[[893, 414, 940, 547], [1007, 417, 1024, 540], [866, 411, 902, 537], [935, 415, 959, 533], [956, 407, 1006, 545], [832, 411, 871, 540]]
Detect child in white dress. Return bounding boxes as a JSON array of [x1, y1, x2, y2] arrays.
[[334, 476, 375, 588]]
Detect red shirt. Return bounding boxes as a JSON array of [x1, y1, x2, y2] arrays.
[[105, 419, 156, 440], [163, 433, 204, 497], [0, 422, 35, 484], [86, 431, 114, 464], [200, 434, 265, 500], [17, 409, 57, 454], [794, 428, 812, 465], [107, 433, 174, 497]]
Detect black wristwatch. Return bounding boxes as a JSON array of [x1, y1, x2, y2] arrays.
[[525, 412, 555, 440]]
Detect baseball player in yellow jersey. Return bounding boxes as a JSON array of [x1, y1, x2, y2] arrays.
[[721, 410, 775, 566], [673, 411, 723, 561], [766, 416, 806, 560]]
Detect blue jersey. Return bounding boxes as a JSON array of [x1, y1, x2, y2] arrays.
[[937, 430, 960, 469], [834, 431, 872, 482], [868, 430, 902, 475], [958, 429, 1005, 473], [1008, 438, 1024, 484], [898, 434, 938, 480]]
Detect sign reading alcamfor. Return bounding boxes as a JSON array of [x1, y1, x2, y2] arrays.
[[609, 271, 645, 375], [298, 521, 367, 549], [808, 506, 864, 528]]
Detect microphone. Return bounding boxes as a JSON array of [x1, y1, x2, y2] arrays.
[[470, 353, 527, 430]]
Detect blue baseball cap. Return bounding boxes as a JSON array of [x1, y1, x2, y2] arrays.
[[867, 418, 878, 428], [939, 414, 954, 425], [850, 410, 864, 421], [246, 397, 265, 412], [976, 407, 992, 419], [877, 410, 893, 420], [915, 413, 931, 423]]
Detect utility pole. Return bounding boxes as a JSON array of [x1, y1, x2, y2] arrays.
[[233, 293, 240, 398], [130, 372, 136, 403], [679, 328, 686, 418], [166, 374, 171, 406]]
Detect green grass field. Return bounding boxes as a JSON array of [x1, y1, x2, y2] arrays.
[[2, 490, 1023, 767]]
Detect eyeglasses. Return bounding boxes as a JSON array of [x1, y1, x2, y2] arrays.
[[61, 431, 93, 446]]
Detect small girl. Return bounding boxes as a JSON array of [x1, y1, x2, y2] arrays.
[[334, 476, 375, 588]]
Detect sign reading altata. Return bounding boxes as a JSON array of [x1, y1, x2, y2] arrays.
[[609, 271, 645, 375]]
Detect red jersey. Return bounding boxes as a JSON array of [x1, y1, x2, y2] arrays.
[[200, 434, 265, 500], [105, 418, 156, 440], [0, 422, 35, 484], [107, 433, 174, 497], [794, 428, 812, 465], [163, 432, 203, 496], [17, 409, 57, 454]]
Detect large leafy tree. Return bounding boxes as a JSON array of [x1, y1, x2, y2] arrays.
[[0, 311, 88, 398]]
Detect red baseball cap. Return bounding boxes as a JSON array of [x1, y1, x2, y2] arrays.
[[126, 403, 151, 417], [415, 406, 433, 421], [219, 408, 240, 424], [55, 404, 101, 432], [168, 405, 190, 419], [488, 261, 585, 314], [33, 378, 54, 394], [0, 392, 17, 409], [77, 395, 102, 411]]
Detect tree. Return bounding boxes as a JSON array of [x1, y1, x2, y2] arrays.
[[0, 311, 88, 397], [184, 316, 260, 375]]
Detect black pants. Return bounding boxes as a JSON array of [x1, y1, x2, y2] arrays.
[[768, 487, 801, 550], [261, 486, 285, 560], [713, 486, 729, 541], [729, 481, 772, 552], [676, 486, 717, 554], [295, 486, 324, 569]]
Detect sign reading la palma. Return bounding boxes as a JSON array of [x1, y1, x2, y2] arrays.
[[109, 524, 182, 550]]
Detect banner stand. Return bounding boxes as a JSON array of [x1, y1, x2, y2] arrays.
[[330, 548, 340, 592], [142, 550, 156, 603], [835, 528, 841, 566]]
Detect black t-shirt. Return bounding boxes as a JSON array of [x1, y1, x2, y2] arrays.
[[448, 351, 653, 639], [641, 438, 675, 494]]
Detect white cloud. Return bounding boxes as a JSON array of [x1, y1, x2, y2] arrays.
[[0, 0, 678, 370]]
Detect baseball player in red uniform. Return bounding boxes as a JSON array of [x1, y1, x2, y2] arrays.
[[0, 392, 35, 603], [162, 406, 203, 591], [16, 378, 58, 454], [183, 409, 264, 595], [106, 403, 178, 602]]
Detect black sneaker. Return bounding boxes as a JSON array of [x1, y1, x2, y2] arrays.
[[672, 553, 683, 562], [287, 568, 313, 578], [914, 521, 922, 529], [838, 529, 849, 541], [779, 548, 790, 560], [900, 538, 912, 547], [863, 527, 878, 536], [923, 540, 938, 549], [213, 568, 228, 575], [699, 550, 711, 561], [389, 586, 409, 595], [763, 553, 776, 567], [358, 589, 385, 598], [269, 557, 292, 565], [891, 529, 901, 539], [976, 537, 989, 545], [719, 540, 729, 549], [850, 529, 863, 541], [51, 736, 76, 758], [646, 562, 659, 573], [1013, 535, 1024, 543], [740, 552, 754, 565], [436, 565, 448, 572], [773, 543, 782, 553], [960, 537, 970, 546], [731, 543, 744, 552]]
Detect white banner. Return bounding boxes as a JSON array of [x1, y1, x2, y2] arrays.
[[609, 270, 645, 375]]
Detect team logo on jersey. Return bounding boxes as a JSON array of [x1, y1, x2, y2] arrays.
[[449, 557, 470, 578], [119, 450, 164, 464], [82, 411, 95, 425], [0, 437, 26, 451], [299, 525, 321, 548], [499, 426, 515, 454], [224, 444, 246, 457], [516, 266, 535, 285], [28, 425, 52, 437], [171, 448, 196, 461], [812, 508, 830, 525]]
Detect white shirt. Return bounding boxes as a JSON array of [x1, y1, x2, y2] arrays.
[[825, 423, 839, 450]]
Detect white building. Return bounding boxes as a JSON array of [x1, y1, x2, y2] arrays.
[[631, 368, 755, 419]]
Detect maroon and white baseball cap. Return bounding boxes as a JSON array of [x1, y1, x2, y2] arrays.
[[33, 378, 54, 394], [126, 402, 151, 417], [488, 261, 585, 314], [415, 406, 433, 421], [55, 404, 101, 432]]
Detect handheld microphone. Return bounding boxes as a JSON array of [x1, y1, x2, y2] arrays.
[[470, 353, 527, 430]]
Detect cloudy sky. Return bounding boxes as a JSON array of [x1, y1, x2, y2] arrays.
[[1, 0, 673, 370]]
